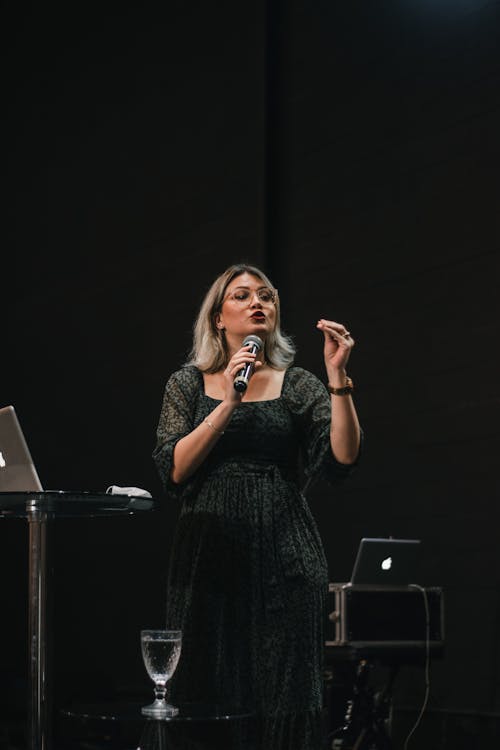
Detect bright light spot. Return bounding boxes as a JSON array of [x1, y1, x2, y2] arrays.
[[381, 556, 392, 571]]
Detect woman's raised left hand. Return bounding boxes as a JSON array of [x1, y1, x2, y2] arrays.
[[316, 319, 355, 372]]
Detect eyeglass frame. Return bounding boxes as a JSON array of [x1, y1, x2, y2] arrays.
[[220, 286, 278, 307]]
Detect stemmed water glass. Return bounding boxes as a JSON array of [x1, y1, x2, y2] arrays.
[[141, 629, 182, 717]]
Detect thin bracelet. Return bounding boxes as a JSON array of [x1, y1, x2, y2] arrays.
[[204, 418, 225, 435]]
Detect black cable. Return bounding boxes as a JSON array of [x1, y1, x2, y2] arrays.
[[403, 584, 431, 749]]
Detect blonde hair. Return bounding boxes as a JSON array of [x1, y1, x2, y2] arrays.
[[187, 264, 296, 373]]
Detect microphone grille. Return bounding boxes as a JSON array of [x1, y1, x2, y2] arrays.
[[242, 335, 263, 351]]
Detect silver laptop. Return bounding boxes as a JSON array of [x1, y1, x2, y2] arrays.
[[350, 537, 421, 586], [0, 405, 43, 491]]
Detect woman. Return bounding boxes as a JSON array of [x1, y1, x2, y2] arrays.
[[153, 263, 361, 749]]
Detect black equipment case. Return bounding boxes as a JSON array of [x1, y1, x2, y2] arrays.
[[326, 583, 445, 652]]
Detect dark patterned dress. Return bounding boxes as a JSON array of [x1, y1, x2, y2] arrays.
[[153, 365, 357, 750]]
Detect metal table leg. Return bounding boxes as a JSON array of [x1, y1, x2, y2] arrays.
[[28, 511, 52, 750]]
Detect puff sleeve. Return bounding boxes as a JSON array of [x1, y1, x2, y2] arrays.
[[152, 367, 201, 500], [282, 367, 362, 488]]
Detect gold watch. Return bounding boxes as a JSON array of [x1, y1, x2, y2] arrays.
[[327, 377, 354, 396]]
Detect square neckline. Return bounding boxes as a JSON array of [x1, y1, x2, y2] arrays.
[[199, 366, 291, 404]]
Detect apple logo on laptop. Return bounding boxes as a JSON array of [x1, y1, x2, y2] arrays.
[[0, 451, 6, 468], [381, 556, 392, 571]]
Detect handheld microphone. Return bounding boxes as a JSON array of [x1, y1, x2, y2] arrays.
[[234, 335, 263, 392]]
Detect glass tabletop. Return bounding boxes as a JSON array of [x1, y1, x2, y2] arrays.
[[61, 700, 254, 722], [0, 490, 156, 518]]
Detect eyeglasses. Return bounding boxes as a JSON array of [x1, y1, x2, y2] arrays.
[[222, 286, 277, 306]]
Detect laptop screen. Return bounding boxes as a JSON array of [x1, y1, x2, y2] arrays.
[[350, 537, 421, 586], [0, 405, 43, 492]]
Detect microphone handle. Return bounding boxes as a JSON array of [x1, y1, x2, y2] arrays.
[[234, 344, 259, 392]]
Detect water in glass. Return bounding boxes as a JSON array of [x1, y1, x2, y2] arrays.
[[141, 629, 182, 718]]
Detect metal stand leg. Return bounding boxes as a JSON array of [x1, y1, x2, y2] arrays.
[[28, 511, 52, 750], [329, 659, 397, 750]]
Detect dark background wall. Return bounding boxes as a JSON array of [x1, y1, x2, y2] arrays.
[[2, 1, 499, 747]]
